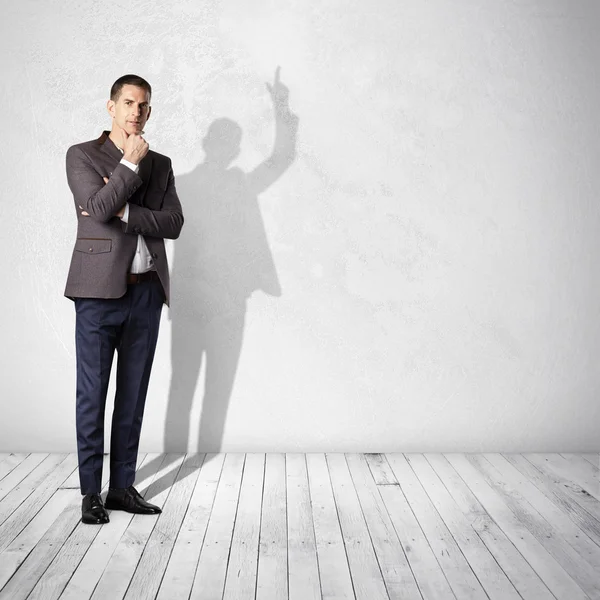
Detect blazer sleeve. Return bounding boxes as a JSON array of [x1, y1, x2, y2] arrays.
[[120, 159, 184, 240], [66, 145, 143, 223]]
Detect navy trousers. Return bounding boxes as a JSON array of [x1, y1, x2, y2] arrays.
[[74, 279, 164, 495]]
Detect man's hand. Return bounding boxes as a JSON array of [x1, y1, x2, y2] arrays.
[[79, 176, 125, 218], [120, 127, 149, 165]]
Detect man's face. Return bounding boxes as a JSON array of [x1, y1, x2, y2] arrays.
[[107, 84, 151, 136]]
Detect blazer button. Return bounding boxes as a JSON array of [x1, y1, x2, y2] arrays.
[[89, 248, 93, 252], [152, 252, 158, 259]]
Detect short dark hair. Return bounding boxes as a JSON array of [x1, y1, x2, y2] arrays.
[[110, 74, 152, 102]]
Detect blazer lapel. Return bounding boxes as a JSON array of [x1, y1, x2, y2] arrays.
[[98, 130, 122, 161]]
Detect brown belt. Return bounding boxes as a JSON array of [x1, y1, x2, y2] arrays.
[[127, 270, 159, 284]]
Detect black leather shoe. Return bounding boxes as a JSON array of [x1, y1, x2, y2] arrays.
[[105, 485, 162, 515], [81, 493, 110, 524]]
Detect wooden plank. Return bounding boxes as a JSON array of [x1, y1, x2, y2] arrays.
[[560, 454, 600, 500], [222, 453, 265, 600], [426, 453, 554, 600], [26, 453, 150, 600], [0, 453, 49, 505], [486, 453, 600, 568], [530, 454, 599, 502], [367, 454, 398, 485], [345, 453, 421, 599], [525, 454, 600, 521], [156, 454, 224, 600], [6, 451, 600, 599], [0, 454, 78, 528], [580, 454, 599, 468], [469, 454, 600, 599], [0, 489, 81, 600], [0, 454, 68, 528], [503, 453, 600, 548], [386, 453, 488, 599], [368, 454, 455, 600], [124, 454, 204, 600], [0, 454, 29, 483], [255, 454, 288, 600], [326, 453, 389, 599], [563, 454, 600, 470], [90, 453, 185, 600], [0, 454, 77, 553], [406, 454, 520, 599], [0, 488, 74, 591], [188, 453, 245, 600], [306, 453, 354, 599], [445, 453, 588, 600], [285, 454, 321, 600]]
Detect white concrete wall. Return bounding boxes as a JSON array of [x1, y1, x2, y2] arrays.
[[1, 0, 598, 452]]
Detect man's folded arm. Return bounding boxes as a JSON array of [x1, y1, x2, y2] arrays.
[[120, 161, 184, 239], [66, 145, 143, 222]]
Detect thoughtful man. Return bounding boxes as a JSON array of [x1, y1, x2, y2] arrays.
[[64, 74, 184, 524]]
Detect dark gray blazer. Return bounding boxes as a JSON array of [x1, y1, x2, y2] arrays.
[[64, 130, 184, 307]]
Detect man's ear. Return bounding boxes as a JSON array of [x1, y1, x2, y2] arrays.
[[146, 106, 152, 121], [106, 99, 115, 118]]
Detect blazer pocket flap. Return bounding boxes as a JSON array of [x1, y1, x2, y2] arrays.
[[75, 238, 112, 254]]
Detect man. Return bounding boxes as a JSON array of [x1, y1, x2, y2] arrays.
[[64, 74, 184, 524]]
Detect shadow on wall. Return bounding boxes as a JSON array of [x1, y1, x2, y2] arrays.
[[137, 68, 298, 497]]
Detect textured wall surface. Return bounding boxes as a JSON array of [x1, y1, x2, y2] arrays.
[[1, 0, 598, 452]]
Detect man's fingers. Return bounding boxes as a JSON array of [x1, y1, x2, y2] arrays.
[[103, 176, 109, 183], [274, 65, 281, 84], [81, 211, 89, 216]]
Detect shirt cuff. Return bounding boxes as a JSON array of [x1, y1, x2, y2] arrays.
[[120, 157, 139, 173], [120, 202, 130, 222]]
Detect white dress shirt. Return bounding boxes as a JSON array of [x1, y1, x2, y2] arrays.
[[117, 150, 155, 274]]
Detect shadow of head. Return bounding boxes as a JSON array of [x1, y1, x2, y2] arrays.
[[202, 118, 243, 168]]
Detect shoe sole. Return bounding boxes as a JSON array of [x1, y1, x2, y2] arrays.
[[81, 516, 109, 524], [104, 502, 161, 514]]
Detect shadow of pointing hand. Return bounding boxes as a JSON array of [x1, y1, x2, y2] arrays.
[[266, 66, 299, 131]]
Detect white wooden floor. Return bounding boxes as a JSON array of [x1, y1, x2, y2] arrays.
[[0, 453, 599, 600]]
